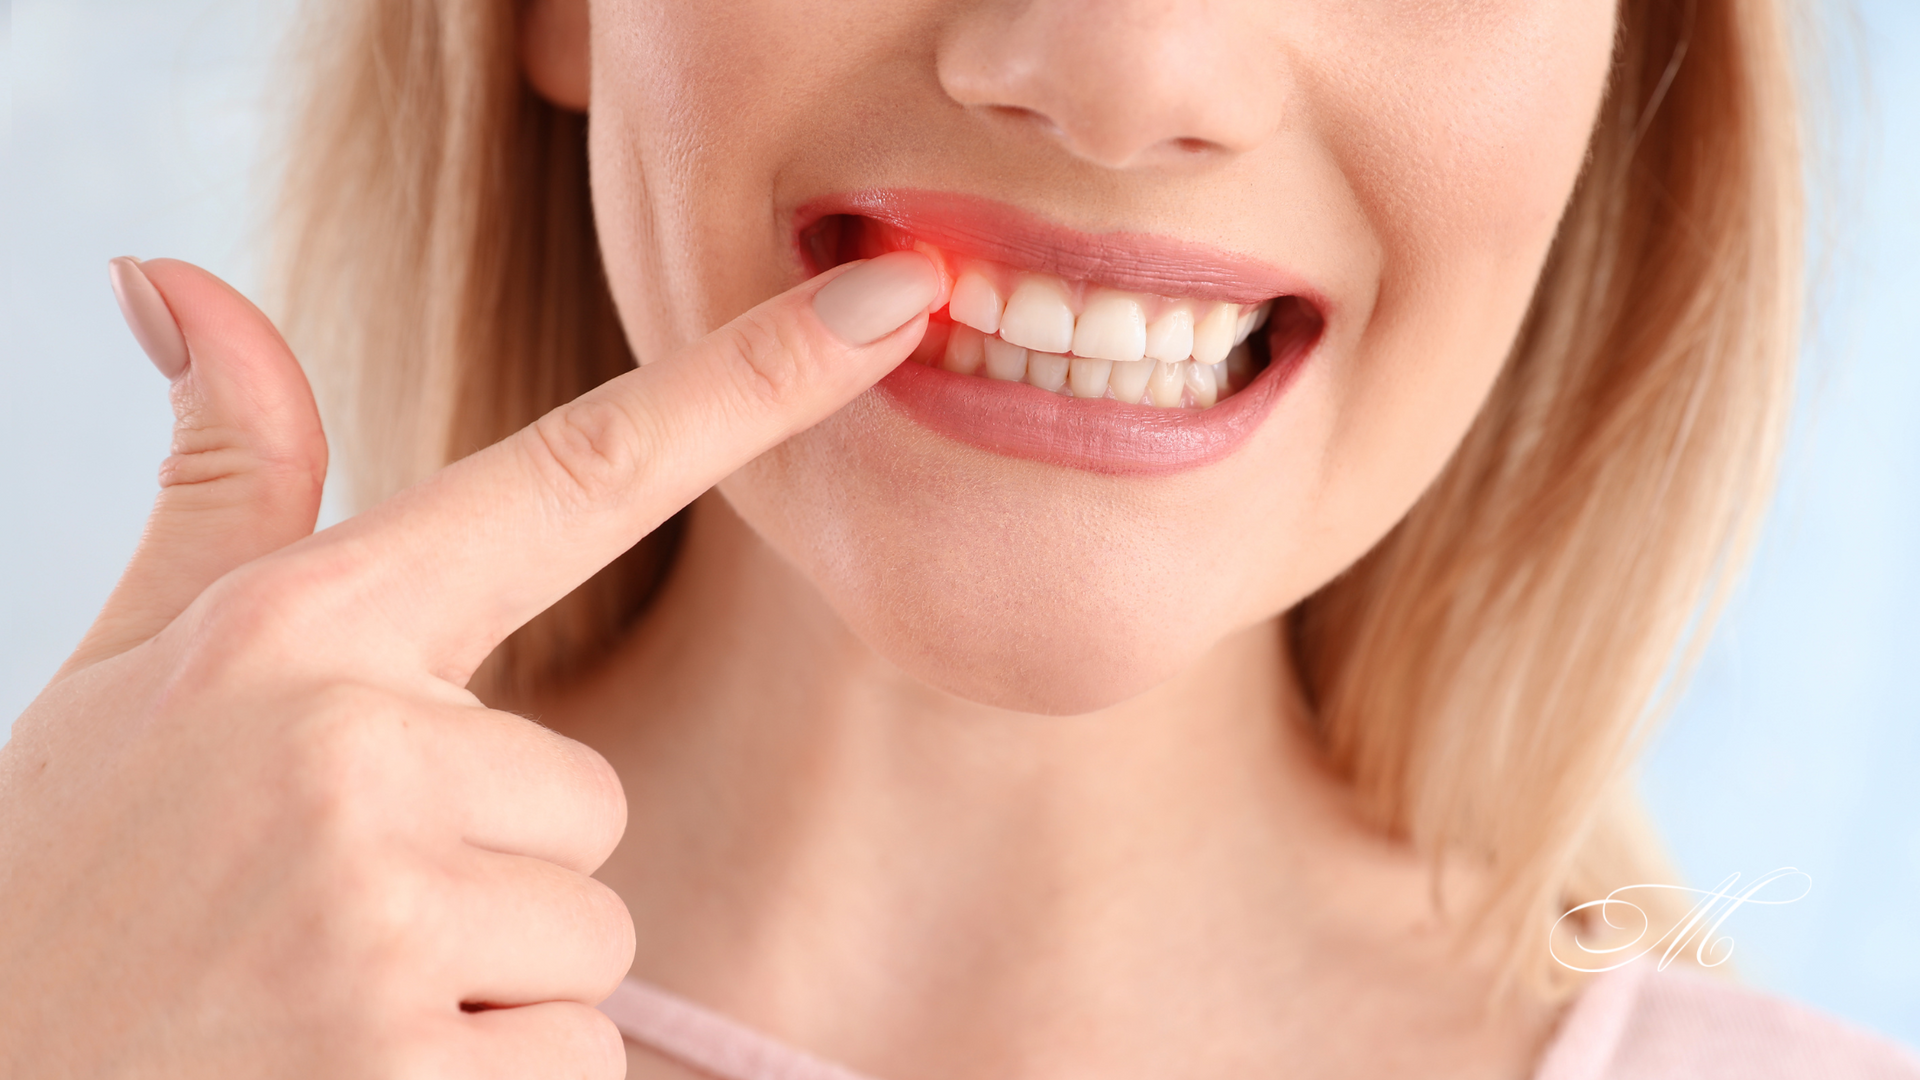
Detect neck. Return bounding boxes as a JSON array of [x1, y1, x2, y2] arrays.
[[543, 493, 1540, 1076]]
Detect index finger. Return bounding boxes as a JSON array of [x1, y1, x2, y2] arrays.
[[289, 251, 940, 684]]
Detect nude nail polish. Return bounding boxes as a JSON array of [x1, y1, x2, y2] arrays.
[[812, 251, 941, 346], [107, 257, 190, 380]]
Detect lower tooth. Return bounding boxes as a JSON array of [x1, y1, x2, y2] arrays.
[[944, 324, 987, 376], [1068, 357, 1112, 399], [1027, 351, 1070, 393], [1185, 361, 1219, 408], [982, 336, 1028, 382], [1147, 361, 1185, 408], [966, 328, 1250, 408], [1109, 358, 1153, 404]]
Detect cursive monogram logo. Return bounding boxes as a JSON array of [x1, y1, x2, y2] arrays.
[[1550, 868, 1813, 973]]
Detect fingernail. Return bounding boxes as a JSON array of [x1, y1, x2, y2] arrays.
[[108, 257, 190, 380], [811, 251, 941, 346]]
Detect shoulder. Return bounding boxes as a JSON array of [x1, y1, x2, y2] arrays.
[[1532, 962, 1920, 1080]]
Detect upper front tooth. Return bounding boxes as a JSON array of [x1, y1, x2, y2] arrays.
[[1233, 301, 1272, 345], [1192, 302, 1237, 366], [1070, 289, 1147, 363], [999, 275, 1075, 354], [948, 268, 1004, 335], [1144, 305, 1195, 363]]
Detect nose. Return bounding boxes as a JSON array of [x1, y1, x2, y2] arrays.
[[936, 0, 1291, 171]]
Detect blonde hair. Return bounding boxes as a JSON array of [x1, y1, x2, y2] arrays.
[[277, 0, 1804, 996]]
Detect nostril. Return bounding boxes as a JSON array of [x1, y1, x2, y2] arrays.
[[985, 104, 1064, 139]]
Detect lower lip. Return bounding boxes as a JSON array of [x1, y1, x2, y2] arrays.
[[873, 328, 1314, 477]]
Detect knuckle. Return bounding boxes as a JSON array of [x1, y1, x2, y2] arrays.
[[570, 742, 628, 860], [314, 868, 445, 1026], [713, 309, 826, 415], [182, 554, 354, 671], [580, 876, 638, 977], [157, 419, 257, 489], [526, 397, 657, 510], [282, 687, 415, 837], [571, 1006, 629, 1079], [532, 721, 629, 866], [157, 422, 326, 521], [157, 444, 253, 492], [379, 1022, 487, 1080], [334, 854, 436, 951], [191, 563, 296, 643], [519, 1004, 627, 1080], [490, 713, 628, 868], [348, 1029, 437, 1080]]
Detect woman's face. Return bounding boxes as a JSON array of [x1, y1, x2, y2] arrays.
[[554, 0, 1616, 713]]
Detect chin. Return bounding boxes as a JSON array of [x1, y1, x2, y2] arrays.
[[720, 402, 1273, 717], [845, 557, 1230, 717], [826, 562, 1231, 718]]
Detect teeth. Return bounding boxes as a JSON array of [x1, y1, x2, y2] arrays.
[[982, 335, 1028, 382], [944, 323, 987, 376], [949, 268, 1004, 335], [1068, 356, 1112, 399], [1144, 305, 1195, 364], [1184, 362, 1218, 408], [1070, 289, 1147, 363], [1233, 301, 1272, 345], [999, 275, 1076, 354], [1185, 361, 1220, 408], [918, 252, 1274, 409], [1026, 351, 1071, 393], [1109, 358, 1153, 404], [1147, 360, 1186, 408], [1192, 303, 1237, 366]]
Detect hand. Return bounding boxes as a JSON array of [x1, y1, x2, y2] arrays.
[[0, 251, 940, 1078]]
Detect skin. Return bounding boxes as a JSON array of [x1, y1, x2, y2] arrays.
[[533, 0, 1616, 1075], [0, 0, 1616, 1077], [554, 0, 1613, 714]]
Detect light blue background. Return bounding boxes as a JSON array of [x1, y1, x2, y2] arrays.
[[5, 0, 1916, 1048]]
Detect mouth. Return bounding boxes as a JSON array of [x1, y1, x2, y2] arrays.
[[794, 190, 1326, 474]]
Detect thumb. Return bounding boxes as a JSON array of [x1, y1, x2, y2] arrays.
[[61, 258, 328, 675]]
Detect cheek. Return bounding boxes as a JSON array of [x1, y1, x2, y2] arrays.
[[1319, 0, 1617, 252], [588, 0, 923, 358], [1303, 0, 1615, 548]]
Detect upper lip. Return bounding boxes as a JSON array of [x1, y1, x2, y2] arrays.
[[793, 189, 1326, 311]]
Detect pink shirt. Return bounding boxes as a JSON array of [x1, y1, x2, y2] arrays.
[[599, 962, 1920, 1079]]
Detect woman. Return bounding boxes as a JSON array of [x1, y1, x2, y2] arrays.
[[3, 0, 1915, 1076]]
